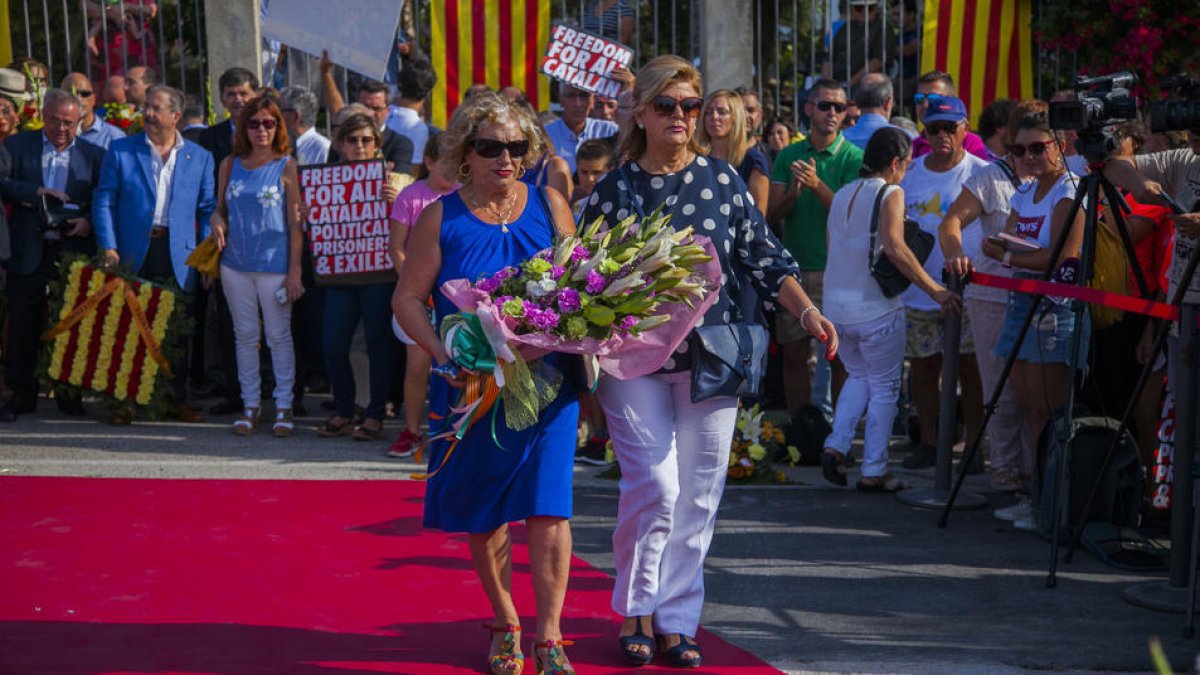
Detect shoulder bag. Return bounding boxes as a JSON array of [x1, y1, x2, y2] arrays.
[[868, 183, 936, 298]]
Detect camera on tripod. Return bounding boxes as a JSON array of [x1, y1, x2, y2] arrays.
[[1148, 74, 1200, 133], [1048, 72, 1139, 162]]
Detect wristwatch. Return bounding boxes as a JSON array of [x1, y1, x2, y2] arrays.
[[1001, 251, 1013, 268]]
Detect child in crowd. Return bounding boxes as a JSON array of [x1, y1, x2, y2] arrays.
[[387, 132, 458, 458], [572, 138, 616, 221]]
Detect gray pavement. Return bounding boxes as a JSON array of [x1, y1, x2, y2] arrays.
[[1, 403, 1197, 674]]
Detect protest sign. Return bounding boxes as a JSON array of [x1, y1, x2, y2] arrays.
[[302, 159, 393, 284], [263, 0, 401, 80], [540, 25, 634, 99]]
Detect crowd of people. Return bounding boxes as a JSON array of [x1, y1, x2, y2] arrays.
[[1, 9, 1198, 672]]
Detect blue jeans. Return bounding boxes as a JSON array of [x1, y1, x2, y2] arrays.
[[322, 283, 396, 421]]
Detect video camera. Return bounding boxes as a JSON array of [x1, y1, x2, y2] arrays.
[[1149, 74, 1200, 133], [1048, 72, 1139, 132]]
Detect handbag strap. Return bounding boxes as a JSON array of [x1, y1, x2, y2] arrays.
[[867, 182, 893, 274], [616, 166, 648, 219], [995, 158, 1021, 189]]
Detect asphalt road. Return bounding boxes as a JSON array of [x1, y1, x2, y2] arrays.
[[2, 402, 1197, 674]]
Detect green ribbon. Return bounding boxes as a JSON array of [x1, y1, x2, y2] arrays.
[[441, 313, 498, 374]]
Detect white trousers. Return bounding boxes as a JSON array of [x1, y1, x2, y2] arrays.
[[219, 265, 295, 409], [598, 370, 738, 637], [825, 308, 905, 477], [966, 297, 1032, 474]]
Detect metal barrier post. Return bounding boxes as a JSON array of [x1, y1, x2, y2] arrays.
[[898, 273, 988, 510]]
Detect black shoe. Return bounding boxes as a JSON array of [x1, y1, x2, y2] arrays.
[[8, 397, 36, 415], [902, 444, 937, 469], [57, 397, 86, 417], [0, 402, 17, 422], [209, 399, 243, 415]]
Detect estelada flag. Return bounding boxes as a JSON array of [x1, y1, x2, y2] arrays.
[[920, 0, 1034, 128], [431, 0, 551, 129]]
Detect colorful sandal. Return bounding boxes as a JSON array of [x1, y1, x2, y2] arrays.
[[485, 623, 524, 675], [272, 409, 294, 437], [533, 639, 575, 675], [232, 407, 259, 436]]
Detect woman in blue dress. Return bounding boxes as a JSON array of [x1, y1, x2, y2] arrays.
[[395, 92, 580, 675]]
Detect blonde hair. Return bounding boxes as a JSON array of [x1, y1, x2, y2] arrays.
[[617, 55, 705, 162], [696, 89, 749, 168], [439, 91, 546, 184]]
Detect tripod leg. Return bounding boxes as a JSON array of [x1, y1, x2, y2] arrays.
[[1186, 471, 1200, 638]]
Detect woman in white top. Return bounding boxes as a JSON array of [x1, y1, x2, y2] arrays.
[[982, 101, 1085, 464], [822, 127, 959, 490]]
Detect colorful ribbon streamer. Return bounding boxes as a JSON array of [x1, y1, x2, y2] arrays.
[[970, 271, 1181, 321]]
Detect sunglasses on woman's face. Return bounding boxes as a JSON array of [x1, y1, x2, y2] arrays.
[[345, 135, 376, 146], [468, 137, 531, 159], [814, 100, 848, 113], [650, 95, 704, 118], [246, 118, 277, 131], [1008, 141, 1053, 158]]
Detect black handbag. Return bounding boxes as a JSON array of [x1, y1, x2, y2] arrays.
[[867, 183, 935, 298], [689, 319, 769, 403], [39, 194, 89, 233]]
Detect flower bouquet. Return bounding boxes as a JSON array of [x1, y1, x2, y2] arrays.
[[418, 211, 723, 478], [729, 404, 800, 484], [101, 102, 143, 134]]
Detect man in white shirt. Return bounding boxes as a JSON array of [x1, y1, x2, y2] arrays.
[[545, 83, 618, 173], [93, 85, 216, 424], [898, 96, 988, 469], [62, 72, 125, 150], [385, 59, 436, 164], [280, 86, 329, 166]]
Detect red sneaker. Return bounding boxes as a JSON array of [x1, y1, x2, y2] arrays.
[[387, 429, 422, 458]]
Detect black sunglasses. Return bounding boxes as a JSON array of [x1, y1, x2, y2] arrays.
[[246, 118, 277, 130], [468, 137, 531, 159], [1008, 141, 1053, 158], [814, 100, 848, 113], [650, 95, 704, 118], [924, 121, 961, 137]]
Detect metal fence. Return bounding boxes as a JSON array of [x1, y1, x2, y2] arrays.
[[8, 0, 208, 108]]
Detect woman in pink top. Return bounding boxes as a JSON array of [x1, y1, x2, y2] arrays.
[[387, 133, 459, 458]]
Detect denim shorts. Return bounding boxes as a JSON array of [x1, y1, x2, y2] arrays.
[[994, 291, 1090, 365]]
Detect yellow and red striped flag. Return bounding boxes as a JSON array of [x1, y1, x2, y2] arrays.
[[431, 0, 551, 129], [920, 0, 1034, 127]]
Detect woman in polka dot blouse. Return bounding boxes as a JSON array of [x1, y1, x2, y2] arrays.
[[581, 55, 838, 668]]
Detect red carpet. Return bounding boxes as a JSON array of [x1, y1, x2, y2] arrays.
[[0, 477, 782, 674]]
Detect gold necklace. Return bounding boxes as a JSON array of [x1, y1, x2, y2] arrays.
[[466, 188, 517, 233]]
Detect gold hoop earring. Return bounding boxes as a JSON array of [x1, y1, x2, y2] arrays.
[[515, 164, 526, 179], [457, 163, 472, 183]]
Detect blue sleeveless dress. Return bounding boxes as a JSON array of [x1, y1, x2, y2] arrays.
[[423, 186, 580, 534]]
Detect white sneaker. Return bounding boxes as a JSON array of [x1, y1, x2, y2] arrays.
[[1012, 514, 1041, 532], [994, 497, 1032, 522]]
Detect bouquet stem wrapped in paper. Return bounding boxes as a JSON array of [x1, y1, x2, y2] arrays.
[[415, 211, 723, 479]]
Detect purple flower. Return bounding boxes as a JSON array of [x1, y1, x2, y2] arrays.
[[557, 288, 581, 314], [476, 275, 501, 294], [528, 307, 561, 331], [550, 265, 566, 280], [536, 250, 552, 261], [523, 299, 539, 316], [496, 266, 517, 281], [618, 315, 639, 333], [586, 270, 607, 294], [571, 246, 591, 263]]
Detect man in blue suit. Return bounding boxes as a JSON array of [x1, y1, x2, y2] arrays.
[[0, 89, 105, 421], [93, 85, 216, 424]]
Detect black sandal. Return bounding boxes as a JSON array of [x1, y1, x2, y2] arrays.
[[619, 616, 654, 666], [316, 416, 354, 437], [659, 633, 702, 669], [821, 450, 848, 486]]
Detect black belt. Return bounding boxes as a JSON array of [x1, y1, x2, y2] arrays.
[[149, 226, 168, 239]]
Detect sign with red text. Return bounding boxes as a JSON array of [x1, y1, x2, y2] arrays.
[[301, 159, 393, 284], [540, 25, 633, 99]]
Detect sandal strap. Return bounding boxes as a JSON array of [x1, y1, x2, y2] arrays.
[[482, 622, 522, 633], [534, 639, 575, 649]]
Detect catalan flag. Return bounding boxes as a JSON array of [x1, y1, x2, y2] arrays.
[[431, 0, 551, 129], [920, 0, 1034, 127]]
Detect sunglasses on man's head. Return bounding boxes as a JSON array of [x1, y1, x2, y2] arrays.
[[924, 121, 961, 137], [468, 137, 531, 159], [913, 93, 943, 106], [814, 100, 848, 113], [1008, 141, 1053, 158], [246, 118, 277, 130], [649, 95, 704, 118]]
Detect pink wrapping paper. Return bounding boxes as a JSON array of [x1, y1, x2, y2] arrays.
[[439, 236, 724, 380]]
